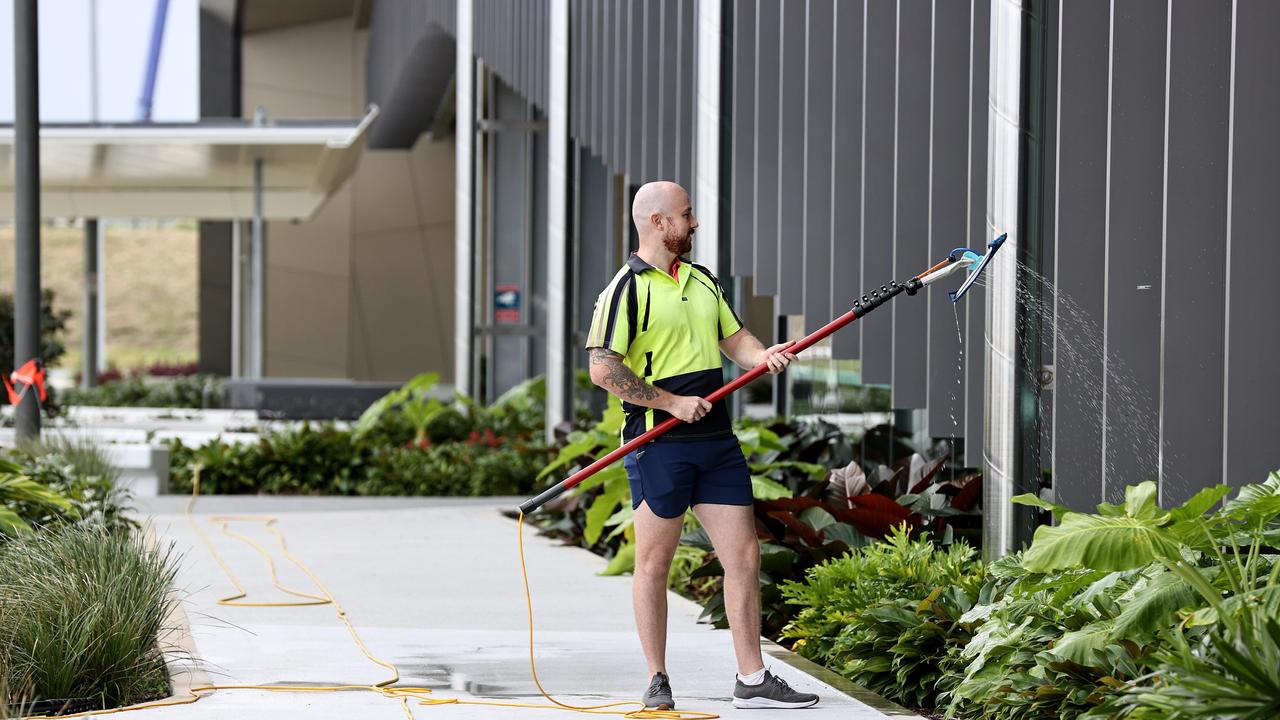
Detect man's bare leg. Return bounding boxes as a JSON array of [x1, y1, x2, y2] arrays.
[[632, 501, 685, 675], [692, 503, 765, 675]]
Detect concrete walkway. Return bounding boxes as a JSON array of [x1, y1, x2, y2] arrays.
[[133, 495, 918, 719]]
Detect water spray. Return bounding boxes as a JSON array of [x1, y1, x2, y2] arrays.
[[518, 234, 1009, 516]]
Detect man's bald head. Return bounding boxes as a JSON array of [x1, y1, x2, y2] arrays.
[[631, 181, 689, 234], [631, 181, 697, 258]]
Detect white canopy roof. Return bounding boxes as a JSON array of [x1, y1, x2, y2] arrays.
[[0, 107, 378, 220]]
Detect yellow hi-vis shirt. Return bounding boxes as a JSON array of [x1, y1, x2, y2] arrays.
[[586, 254, 744, 443]]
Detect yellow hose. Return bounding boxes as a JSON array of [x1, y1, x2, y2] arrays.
[[21, 466, 716, 720]]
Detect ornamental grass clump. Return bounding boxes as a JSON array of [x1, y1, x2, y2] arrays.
[[0, 523, 180, 712]]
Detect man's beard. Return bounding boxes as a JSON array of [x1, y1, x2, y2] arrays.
[[663, 228, 693, 256]]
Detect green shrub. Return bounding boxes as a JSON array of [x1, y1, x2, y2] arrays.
[[780, 527, 986, 710], [169, 421, 552, 498], [0, 458, 78, 537], [11, 437, 136, 533], [1112, 597, 1280, 720], [58, 375, 221, 409], [0, 524, 178, 712], [942, 473, 1280, 720]]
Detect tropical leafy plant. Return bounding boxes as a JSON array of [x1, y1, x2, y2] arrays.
[[0, 458, 78, 537], [354, 372, 449, 444], [11, 437, 136, 533], [781, 527, 986, 710], [1111, 597, 1280, 720]]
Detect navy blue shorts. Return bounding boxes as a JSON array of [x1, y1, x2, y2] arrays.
[[623, 435, 752, 519]]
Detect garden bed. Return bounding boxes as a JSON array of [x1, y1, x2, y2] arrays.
[[530, 401, 1280, 720]]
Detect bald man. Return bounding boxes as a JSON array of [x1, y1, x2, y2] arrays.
[[585, 181, 819, 710]]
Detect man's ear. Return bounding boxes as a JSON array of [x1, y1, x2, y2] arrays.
[[650, 212, 664, 231]]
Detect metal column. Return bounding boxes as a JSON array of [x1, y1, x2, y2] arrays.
[[13, 0, 40, 440], [693, 0, 723, 272], [545, 0, 570, 441], [983, 0, 1046, 559], [455, 0, 476, 397], [82, 220, 99, 388], [250, 156, 264, 378]]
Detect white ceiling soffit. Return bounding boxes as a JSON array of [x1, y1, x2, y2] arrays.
[[0, 106, 378, 220]]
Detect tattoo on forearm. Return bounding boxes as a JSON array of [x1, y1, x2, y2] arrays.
[[589, 348, 659, 402]]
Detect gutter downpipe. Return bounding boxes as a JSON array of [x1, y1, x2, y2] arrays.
[[983, 0, 1046, 560]]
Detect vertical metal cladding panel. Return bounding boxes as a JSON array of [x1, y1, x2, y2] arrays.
[[964, 0, 989, 469], [830, 0, 864, 360], [926, 0, 971, 437], [600, 0, 615, 169], [803, 0, 835, 333], [570, 0, 583, 141], [1161, 0, 1232, 505], [628, 0, 645, 179], [656, 1, 674, 181], [531, 118, 549, 378], [518, 1, 527, 100], [890, 0, 930, 409], [1103, 0, 1164, 502], [753, 0, 781, 295], [776, 0, 807, 315], [678, 0, 696, 191], [592, 0, 603, 155], [542, 0, 551, 109], [643, 0, 663, 182], [731, 0, 758, 278], [859, 0, 895, 384], [578, 148, 613, 342], [1039, 1, 1058, 474], [1052, 0, 1109, 510], [1226, 1, 1280, 488], [613, 2, 627, 174]]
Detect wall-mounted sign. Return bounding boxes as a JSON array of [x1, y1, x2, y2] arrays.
[[495, 284, 521, 323]]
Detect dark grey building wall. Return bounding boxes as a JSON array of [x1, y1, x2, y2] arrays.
[[197, 6, 240, 376], [361, 0, 1280, 502], [1048, 0, 1279, 509], [1227, 0, 1280, 491], [728, 0, 991, 435]]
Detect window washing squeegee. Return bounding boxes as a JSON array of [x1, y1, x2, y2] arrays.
[[517, 233, 1009, 516]]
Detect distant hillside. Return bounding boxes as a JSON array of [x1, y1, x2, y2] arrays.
[[0, 222, 198, 372]]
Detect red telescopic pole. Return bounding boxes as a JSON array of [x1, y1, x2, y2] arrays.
[[517, 307, 865, 515], [517, 239, 1005, 505]]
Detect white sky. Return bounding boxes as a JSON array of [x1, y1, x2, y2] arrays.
[[0, 0, 198, 122]]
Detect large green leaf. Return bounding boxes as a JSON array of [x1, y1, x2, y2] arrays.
[[0, 505, 33, 535], [1224, 471, 1280, 515], [1111, 569, 1201, 639], [751, 474, 792, 500], [600, 542, 636, 576], [1012, 492, 1074, 521], [1051, 622, 1113, 664], [1022, 512, 1182, 573], [1169, 484, 1232, 522], [353, 371, 439, 437], [584, 476, 629, 545], [1123, 481, 1167, 521]]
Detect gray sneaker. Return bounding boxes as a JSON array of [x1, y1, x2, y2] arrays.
[[642, 672, 675, 710], [732, 670, 819, 709]]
